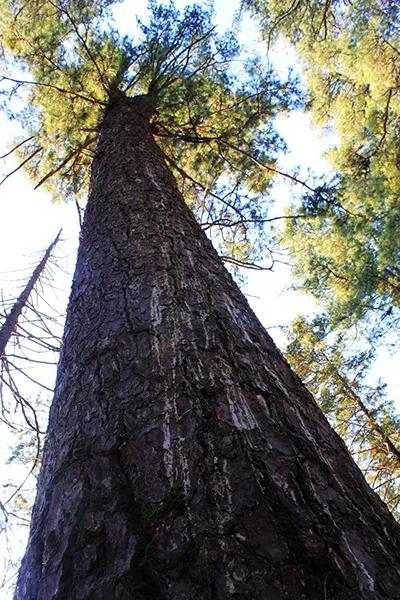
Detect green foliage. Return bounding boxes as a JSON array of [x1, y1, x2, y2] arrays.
[[286, 315, 400, 518], [285, 181, 400, 336], [0, 0, 299, 265], [246, 0, 400, 334]]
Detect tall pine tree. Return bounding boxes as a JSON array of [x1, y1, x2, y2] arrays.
[[1, 1, 399, 598]]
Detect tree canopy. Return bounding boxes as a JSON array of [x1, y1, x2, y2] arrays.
[[0, 0, 298, 267], [246, 0, 400, 337]]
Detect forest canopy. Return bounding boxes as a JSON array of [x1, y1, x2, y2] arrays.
[[246, 0, 400, 336]]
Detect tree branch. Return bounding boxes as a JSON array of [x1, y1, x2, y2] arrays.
[[34, 137, 95, 190], [0, 75, 106, 106], [0, 136, 35, 161], [219, 255, 273, 270], [0, 147, 42, 186]]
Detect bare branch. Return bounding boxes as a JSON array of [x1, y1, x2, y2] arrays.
[[0, 147, 42, 187], [0, 75, 106, 106], [219, 255, 273, 271], [0, 136, 35, 161]]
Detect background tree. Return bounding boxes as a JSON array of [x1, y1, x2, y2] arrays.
[[245, 0, 400, 333], [245, 0, 400, 515], [286, 315, 400, 518], [0, 231, 63, 592], [1, 1, 400, 598], [0, 227, 62, 450]]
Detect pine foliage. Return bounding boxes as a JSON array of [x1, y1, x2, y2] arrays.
[[0, 0, 298, 265], [247, 0, 400, 334]]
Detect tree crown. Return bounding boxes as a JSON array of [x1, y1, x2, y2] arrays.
[[0, 0, 298, 265]]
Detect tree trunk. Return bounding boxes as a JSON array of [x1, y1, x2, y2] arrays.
[[15, 95, 400, 600], [0, 230, 61, 358]]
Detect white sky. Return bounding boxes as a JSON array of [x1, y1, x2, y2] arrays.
[[0, 0, 399, 593]]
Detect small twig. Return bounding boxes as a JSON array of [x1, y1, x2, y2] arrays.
[[219, 255, 273, 271]]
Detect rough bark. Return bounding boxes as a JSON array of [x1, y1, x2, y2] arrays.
[[15, 95, 400, 600], [0, 230, 61, 358]]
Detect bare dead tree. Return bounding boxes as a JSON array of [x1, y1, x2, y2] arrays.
[[0, 230, 66, 591], [0, 230, 61, 359], [0, 230, 64, 432]]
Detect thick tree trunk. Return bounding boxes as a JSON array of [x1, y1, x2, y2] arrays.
[[15, 95, 400, 600], [0, 230, 61, 358]]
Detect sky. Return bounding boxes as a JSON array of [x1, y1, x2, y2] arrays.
[[0, 0, 399, 592]]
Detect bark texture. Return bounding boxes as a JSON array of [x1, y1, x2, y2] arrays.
[[15, 95, 400, 600]]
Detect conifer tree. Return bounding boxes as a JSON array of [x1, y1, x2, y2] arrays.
[[1, 1, 400, 598], [247, 0, 400, 335]]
